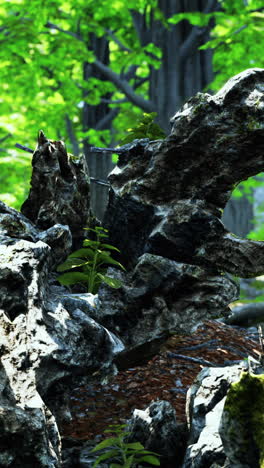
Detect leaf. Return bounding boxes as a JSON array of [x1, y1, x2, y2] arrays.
[[97, 274, 123, 289], [83, 239, 101, 248], [57, 271, 89, 286], [136, 455, 160, 465], [91, 437, 119, 452], [56, 257, 86, 272], [100, 243, 121, 252], [92, 449, 120, 468], [123, 456, 134, 468], [97, 252, 125, 270], [69, 248, 95, 259], [125, 442, 144, 450]]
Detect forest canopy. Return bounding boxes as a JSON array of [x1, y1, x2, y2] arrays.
[[0, 0, 263, 210]]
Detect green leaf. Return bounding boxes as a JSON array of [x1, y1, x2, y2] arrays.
[[96, 252, 126, 270], [91, 437, 119, 452], [123, 455, 134, 468], [100, 243, 121, 252], [57, 271, 89, 286], [125, 442, 144, 450], [83, 239, 101, 248], [69, 248, 95, 259], [136, 455, 160, 465], [97, 274, 123, 289], [56, 257, 86, 272], [92, 449, 120, 468]]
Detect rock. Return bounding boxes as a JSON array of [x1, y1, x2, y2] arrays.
[[1, 69, 264, 466], [219, 371, 264, 468], [225, 302, 264, 327], [94, 256, 238, 368], [182, 364, 248, 468], [126, 400, 187, 467], [0, 202, 123, 467], [21, 130, 91, 248], [104, 68, 264, 278]]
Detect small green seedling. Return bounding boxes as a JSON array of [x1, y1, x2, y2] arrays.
[[121, 112, 165, 144], [57, 226, 125, 294], [91, 424, 160, 468]]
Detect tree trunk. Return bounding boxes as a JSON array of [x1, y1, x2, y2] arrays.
[[82, 35, 114, 220], [222, 196, 254, 238], [149, 0, 215, 131]]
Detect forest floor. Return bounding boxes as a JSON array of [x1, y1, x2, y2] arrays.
[[61, 320, 261, 441]]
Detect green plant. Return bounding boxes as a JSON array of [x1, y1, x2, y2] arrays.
[[91, 424, 160, 468], [57, 226, 125, 294], [120, 113, 165, 144]]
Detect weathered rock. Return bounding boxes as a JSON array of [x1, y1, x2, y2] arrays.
[[21, 130, 91, 247], [225, 302, 264, 328], [1, 69, 264, 466], [105, 68, 264, 278], [0, 202, 123, 467], [94, 256, 238, 368], [219, 371, 264, 468], [126, 400, 187, 467], [182, 364, 248, 468]]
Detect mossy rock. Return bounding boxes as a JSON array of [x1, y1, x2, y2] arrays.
[[219, 372, 264, 467]]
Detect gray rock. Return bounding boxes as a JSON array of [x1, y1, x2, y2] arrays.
[[94, 256, 238, 368], [0, 203, 122, 466], [1, 69, 264, 466], [225, 302, 264, 328], [182, 364, 248, 468], [126, 400, 187, 467], [105, 68, 264, 278], [21, 130, 91, 248], [219, 370, 264, 468]]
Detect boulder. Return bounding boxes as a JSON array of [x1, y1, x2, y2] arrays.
[[219, 371, 264, 468], [94, 257, 238, 368], [98, 68, 264, 364], [182, 364, 248, 468], [0, 201, 123, 467], [1, 69, 264, 466], [126, 400, 187, 467], [104, 68, 264, 278], [21, 130, 91, 248]]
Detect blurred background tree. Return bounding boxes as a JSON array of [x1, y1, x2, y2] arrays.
[[0, 0, 263, 229]]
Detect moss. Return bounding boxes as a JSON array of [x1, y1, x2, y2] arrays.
[[224, 372, 264, 467], [246, 116, 261, 131]]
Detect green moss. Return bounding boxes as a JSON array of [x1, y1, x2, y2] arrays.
[[246, 116, 261, 131], [224, 372, 264, 467]]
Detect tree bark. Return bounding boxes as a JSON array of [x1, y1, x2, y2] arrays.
[[82, 35, 114, 220]]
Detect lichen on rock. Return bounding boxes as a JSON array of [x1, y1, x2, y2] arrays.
[[219, 371, 264, 467]]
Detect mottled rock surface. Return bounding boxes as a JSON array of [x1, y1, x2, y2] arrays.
[[0, 202, 122, 467], [126, 400, 187, 467], [105, 68, 264, 278], [21, 130, 91, 247], [219, 371, 264, 468], [1, 69, 264, 466], [182, 364, 248, 468]]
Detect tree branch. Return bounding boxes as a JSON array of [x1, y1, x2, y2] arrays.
[[100, 98, 128, 104], [124, 65, 138, 81], [93, 59, 154, 112], [65, 114, 80, 156], [44, 22, 154, 113], [105, 29, 132, 52], [95, 108, 120, 130], [0, 133, 12, 144], [179, 0, 219, 64], [45, 21, 83, 41]]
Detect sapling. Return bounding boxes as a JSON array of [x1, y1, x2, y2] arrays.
[[57, 226, 125, 294], [91, 424, 160, 468]]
